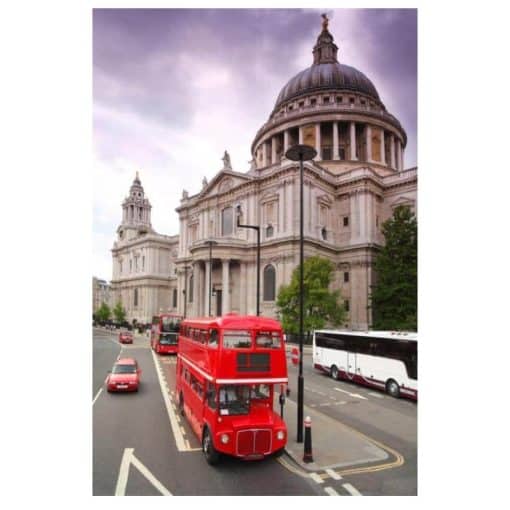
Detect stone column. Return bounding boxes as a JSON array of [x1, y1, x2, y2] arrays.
[[315, 123, 321, 160], [271, 137, 277, 165], [396, 138, 402, 170], [262, 141, 268, 167], [350, 122, 357, 160], [239, 261, 246, 314], [390, 134, 396, 169], [284, 130, 290, 154], [299, 126, 304, 144], [192, 261, 200, 317], [222, 259, 230, 314], [204, 259, 211, 316], [366, 124, 372, 162], [400, 144, 405, 170], [380, 129, 386, 166], [333, 121, 339, 160]]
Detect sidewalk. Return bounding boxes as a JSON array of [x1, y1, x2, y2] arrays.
[[278, 386, 389, 472]]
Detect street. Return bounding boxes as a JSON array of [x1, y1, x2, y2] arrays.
[[92, 328, 417, 495]]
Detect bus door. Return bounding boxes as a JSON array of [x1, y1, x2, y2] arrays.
[[347, 351, 356, 380]]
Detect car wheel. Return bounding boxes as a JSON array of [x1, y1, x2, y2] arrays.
[[386, 379, 400, 398], [202, 427, 220, 465], [330, 365, 339, 380]]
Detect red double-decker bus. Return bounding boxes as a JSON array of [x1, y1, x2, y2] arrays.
[[151, 313, 182, 354], [175, 313, 288, 464]]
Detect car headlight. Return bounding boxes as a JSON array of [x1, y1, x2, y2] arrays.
[[220, 433, 230, 444], [276, 430, 285, 440]]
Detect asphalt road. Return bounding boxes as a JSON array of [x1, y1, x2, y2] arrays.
[[93, 329, 417, 495], [92, 329, 323, 496], [286, 347, 418, 495]]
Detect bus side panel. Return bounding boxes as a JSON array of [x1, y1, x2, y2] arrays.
[[320, 347, 348, 379]]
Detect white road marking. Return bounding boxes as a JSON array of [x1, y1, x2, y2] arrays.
[[93, 388, 103, 406], [151, 349, 188, 451], [130, 453, 172, 495], [324, 486, 340, 496], [310, 473, 324, 484], [343, 483, 362, 496], [115, 448, 172, 496], [368, 392, 384, 399], [325, 468, 342, 480], [115, 448, 133, 496], [334, 388, 367, 400]]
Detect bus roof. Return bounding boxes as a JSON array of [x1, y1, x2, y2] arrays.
[[315, 329, 418, 342], [182, 314, 283, 331]]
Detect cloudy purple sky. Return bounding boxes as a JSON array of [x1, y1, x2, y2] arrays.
[[93, 8, 417, 281]]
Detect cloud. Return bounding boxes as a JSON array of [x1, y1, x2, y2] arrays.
[[93, 8, 417, 281]]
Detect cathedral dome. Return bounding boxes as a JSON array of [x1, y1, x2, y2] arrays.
[[274, 63, 380, 113]]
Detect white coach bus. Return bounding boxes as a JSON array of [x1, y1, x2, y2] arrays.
[[313, 330, 417, 400]]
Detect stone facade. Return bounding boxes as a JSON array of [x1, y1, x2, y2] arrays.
[[109, 19, 417, 330], [92, 277, 111, 313], [110, 173, 180, 323]]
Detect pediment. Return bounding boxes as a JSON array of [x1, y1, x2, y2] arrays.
[[198, 170, 253, 200]]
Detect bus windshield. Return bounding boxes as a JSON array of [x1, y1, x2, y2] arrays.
[[218, 385, 250, 415]]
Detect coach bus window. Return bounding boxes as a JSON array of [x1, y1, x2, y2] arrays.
[[223, 330, 252, 349], [219, 385, 250, 415], [256, 331, 281, 349], [209, 329, 219, 347]]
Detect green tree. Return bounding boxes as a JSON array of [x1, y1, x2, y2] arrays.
[[371, 206, 417, 331], [96, 302, 111, 322], [113, 301, 126, 323], [276, 256, 347, 338]]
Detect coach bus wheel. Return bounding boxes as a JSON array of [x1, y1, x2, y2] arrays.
[[386, 379, 400, 398], [178, 392, 185, 416], [330, 365, 339, 380], [202, 427, 220, 465]]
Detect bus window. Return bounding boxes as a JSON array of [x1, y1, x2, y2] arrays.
[[209, 329, 219, 348], [206, 382, 217, 410], [250, 384, 270, 400], [222, 330, 252, 349], [218, 385, 250, 415], [256, 331, 281, 349]]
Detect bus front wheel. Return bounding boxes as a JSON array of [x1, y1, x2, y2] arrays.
[[386, 379, 400, 398], [202, 427, 220, 465], [330, 365, 339, 380]]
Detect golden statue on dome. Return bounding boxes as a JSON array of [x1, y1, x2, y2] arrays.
[[321, 13, 329, 30]]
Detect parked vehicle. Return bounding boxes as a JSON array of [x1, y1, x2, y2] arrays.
[[313, 329, 417, 400]]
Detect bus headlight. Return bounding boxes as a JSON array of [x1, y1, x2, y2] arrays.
[[276, 430, 285, 441], [220, 433, 230, 444]]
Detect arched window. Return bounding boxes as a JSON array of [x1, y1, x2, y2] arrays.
[[321, 227, 327, 240], [221, 207, 233, 236], [266, 225, 274, 238], [263, 265, 276, 301], [189, 275, 194, 303]]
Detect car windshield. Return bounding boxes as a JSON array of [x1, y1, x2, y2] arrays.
[[112, 364, 137, 374]]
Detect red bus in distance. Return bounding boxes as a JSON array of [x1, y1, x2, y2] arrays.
[[151, 313, 182, 354], [175, 313, 288, 464]]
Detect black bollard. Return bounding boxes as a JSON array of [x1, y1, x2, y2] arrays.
[[303, 416, 313, 463]]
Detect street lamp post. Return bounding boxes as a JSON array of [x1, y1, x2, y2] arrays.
[[203, 240, 218, 316], [236, 204, 260, 316], [285, 143, 317, 443]]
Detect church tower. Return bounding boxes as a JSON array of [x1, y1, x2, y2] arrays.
[[117, 172, 152, 241]]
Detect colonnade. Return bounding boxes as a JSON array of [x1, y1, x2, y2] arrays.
[[257, 121, 404, 170]]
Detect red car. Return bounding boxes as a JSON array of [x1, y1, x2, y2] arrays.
[[119, 331, 133, 344], [106, 358, 141, 392]]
